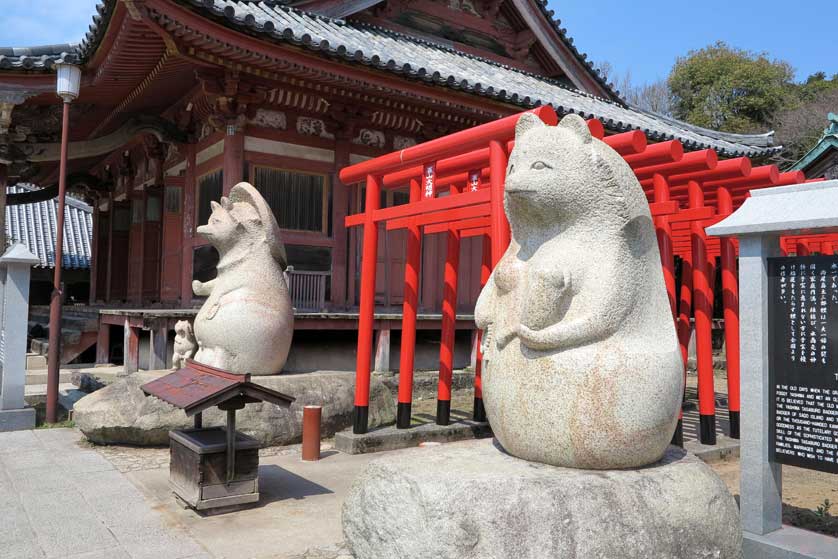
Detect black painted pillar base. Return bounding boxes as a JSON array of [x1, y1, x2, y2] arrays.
[[473, 397, 487, 422], [728, 410, 740, 439], [353, 405, 369, 434], [671, 418, 684, 448], [396, 402, 412, 429], [436, 399, 451, 426], [699, 414, 717, 445]]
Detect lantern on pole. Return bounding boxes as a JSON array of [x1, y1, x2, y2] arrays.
[[46, 63, 81, 424]]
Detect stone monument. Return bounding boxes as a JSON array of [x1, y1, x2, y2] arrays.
[[708, 180, 838, 559], [343, 114, 742, 558], [183, 181, 294, 376], [0, 244, 40, 431]]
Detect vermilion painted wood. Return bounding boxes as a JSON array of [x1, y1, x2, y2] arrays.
[[717, 187, 741, 424], [354, 174, 382, 413], [605, 130, 647, 155], [653, 175, 677, 316], [424, 216, 491, 235], [437, 184, 463, 421], [634, 150, 718, 181], [460, 227, 491, 238], [489, 140, 510, 266], [623, 140, 684, 168], [385, 204, 491, 231], [701, 165, 779, 188], [688, 181, 716, 443], [397, 178, 422, 422], [586, 119, 605, 139], [339, 107, 557, 184], [345, 189, 491, 228], [663, 158, 752, 189]]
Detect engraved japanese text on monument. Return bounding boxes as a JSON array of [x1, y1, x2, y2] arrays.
[[768, 255, 838, 474]]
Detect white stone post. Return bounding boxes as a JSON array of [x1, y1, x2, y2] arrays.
[[0, 244, 39, 431], [708, 180, 838, 558]]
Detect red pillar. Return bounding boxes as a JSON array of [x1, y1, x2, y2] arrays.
[[653, 174, 682, 446], [331, 140, 350, 308], [353, 173, 381, 434], [677, 254, 693, 365], [180, 144, 196, 305], [689, 181, 717, 445], [473, 236, 491, 422], [717, 187, 741, 439], [488, 141, 509, 265], [396, 178, 422, 429], [436, 183, 462, 426], [653, 174, 677, 316], [222, 126, 244, 195]]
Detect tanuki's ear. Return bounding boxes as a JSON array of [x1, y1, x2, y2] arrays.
[[515, 112, 546, 139], [558, 114, 592, 144], [210, 201, 222, 213]]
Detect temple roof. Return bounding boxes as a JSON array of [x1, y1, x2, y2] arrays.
[[0, 0, 779, 158], [178, 0, 778, 157], [792, 113, 838, 176], [5, 184, 92, 269], [0, 45, 80, 70]]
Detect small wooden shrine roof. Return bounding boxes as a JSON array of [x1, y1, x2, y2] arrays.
[[141, 360, 295, 416]]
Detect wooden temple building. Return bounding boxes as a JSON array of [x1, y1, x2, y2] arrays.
[[0, 0, 780, 372]]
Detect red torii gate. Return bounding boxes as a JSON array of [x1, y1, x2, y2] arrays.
[[339, 107, 836, 442]]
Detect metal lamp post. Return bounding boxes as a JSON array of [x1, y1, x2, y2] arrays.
[[45, 63, 81, 424]]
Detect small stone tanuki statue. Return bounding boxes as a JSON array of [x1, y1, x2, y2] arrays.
[[475, 113, 684, 469], [190, 182, 294, 375], [171, 320, 197, 370]]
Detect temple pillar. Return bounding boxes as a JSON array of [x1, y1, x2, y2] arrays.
[[89, 201, 99, 303], [123, 320, 139, 374], [148, 319, 168, 371], [105, 193, 114, 302], [222, 124, 244, 195], [181, 144, 196, 305], [96, 319, 110, 364], [331, 139, 350, 308]]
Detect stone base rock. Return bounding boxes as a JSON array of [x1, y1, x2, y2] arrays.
[[74, 371, 395, 446], [343, 439, 742, 559]]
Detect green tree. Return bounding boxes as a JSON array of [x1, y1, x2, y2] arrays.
[[668, 42, 795, 133]]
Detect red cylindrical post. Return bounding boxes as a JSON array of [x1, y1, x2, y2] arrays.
[[46, 101, 71, 425], [689, 181, 717, 445], [437, 191, 462, 426], [396, 178, 423, 429], [473, 237, 492, 421], [302, 406, 322, 461], [653, 174, 677, 316], [488, 140, 509, 265], [717, 187, 741, 439], [352, 174, 382, 434]]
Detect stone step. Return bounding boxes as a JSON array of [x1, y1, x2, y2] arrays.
[[25, 370, 75, 386], [25, 352, 47, 370], [29, 329, 85, 356]]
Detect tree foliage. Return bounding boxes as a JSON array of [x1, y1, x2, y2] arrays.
[[773, 74, 838, 165], [668, 42, 795, 134]]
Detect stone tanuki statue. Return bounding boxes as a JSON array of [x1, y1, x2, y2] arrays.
[[189, 181, 294, 375], [171, 320, 197, 370], [475, 113, 684, 469]]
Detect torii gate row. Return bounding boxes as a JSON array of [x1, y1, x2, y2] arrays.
[[339, 106, 831, 441]]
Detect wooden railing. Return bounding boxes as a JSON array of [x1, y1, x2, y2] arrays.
[[285, 267, 329, 311]]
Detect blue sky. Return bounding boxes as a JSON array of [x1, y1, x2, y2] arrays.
[[552, 0, 838, 86], [1, 0, 836, 87]]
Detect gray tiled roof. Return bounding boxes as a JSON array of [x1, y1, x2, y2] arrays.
[[183, 0, 779, 157], [5, 185, 93, 269], [0, 0, 778, 157], [0, 45, 80, 70]]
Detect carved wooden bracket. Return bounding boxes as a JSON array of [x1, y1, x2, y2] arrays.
[[197, 70, 268, 133]]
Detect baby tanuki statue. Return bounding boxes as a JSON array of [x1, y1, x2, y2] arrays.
[[342, 114, 743, 559], [178, 182, 293, 375]]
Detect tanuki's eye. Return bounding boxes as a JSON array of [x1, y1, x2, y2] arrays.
[[531, 161, 551, 170]]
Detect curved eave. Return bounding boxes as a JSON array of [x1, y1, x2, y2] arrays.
[[791, 136, 838, 172]]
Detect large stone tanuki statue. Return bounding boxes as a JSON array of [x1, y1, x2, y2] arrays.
[[475, 113, 683, 469], [189, 181, 294, 375]]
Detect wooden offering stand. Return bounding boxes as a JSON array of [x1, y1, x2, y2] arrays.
[[141, 360, 294, 510]]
